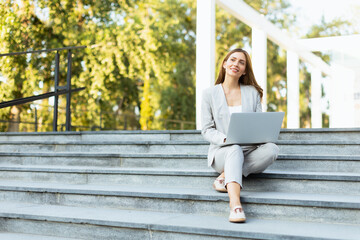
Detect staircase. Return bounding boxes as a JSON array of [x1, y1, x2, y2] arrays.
[[0, 129, 359, 240]]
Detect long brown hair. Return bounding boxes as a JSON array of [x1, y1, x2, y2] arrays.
[[215, 48, 263, 99]]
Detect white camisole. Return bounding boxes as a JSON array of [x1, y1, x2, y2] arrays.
[[228, 105, 242, 115]]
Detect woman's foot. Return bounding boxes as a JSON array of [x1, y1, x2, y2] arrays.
[[213, 177, 227, 192], [229, 205, 246, 223]]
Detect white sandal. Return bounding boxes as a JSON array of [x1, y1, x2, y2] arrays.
[[229, 205, 246, 223], [213, 177, 227, 192]]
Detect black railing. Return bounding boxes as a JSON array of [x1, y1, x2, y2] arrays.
[[0, 46, 86, 131]]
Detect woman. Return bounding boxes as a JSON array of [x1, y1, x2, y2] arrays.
[[201, 48, 279, 223]]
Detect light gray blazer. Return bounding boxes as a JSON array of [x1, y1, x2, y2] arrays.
[[201, 83, 262, 166]]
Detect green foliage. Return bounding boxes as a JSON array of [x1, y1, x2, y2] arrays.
[[0, 1, 49, 131], [307, 17, 353, 38], [0, 0, 355, 131], [215, 5, 251, 72], [299, 61, 311, 128], [266, 41, 287, 127], [0, 0, 196, 131]]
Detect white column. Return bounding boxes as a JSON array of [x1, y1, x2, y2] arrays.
[[196, 0, 216, 130], [329, 64, 355, 128], [311, 68, 322, 128], [251, 27, 267, 111], [286, 50, 300, 128]]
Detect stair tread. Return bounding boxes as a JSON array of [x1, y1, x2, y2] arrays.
[[0, 129, 359, 239], [1, 128, 360, 135], [0, 140, 208, 145], [0, 165, 215, 175], [0, 201, 359, 240], [0, 165, 359, 180], [0, 232, 78, 240], [1, 152, 360, 160], [0, 180, 359, 207], [257, 170, 360, 179], [1, 139, 360, 144], [0, 152, 208, 158], [0, 130, 200, 136]]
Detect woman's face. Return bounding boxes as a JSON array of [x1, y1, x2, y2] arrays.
[[223, 52, 246, 78]]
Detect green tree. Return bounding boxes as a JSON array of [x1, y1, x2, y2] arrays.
[[3, 0, 353, 132], [0, 1, 52, 131], [0, 0, 197, 132]]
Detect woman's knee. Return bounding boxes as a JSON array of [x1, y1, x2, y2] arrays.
[[228, 144, 242, 152], [224, 145, 244, 170], [226, 145, 244, 159], [243, 143, 279, 176], [269, 143, 280, 157], [263, 143, 279, 163]]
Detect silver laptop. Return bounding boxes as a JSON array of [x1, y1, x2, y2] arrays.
[[222, 112, 285, 145]]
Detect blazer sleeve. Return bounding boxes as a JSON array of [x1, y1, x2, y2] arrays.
[[201, 89, 227, 145], [255, 92, 262, 112]]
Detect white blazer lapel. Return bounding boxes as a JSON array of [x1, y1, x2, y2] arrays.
[[215, 84, 230, 133]]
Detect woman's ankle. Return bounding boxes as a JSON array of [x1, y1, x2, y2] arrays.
[[229, 201, 242, 210]]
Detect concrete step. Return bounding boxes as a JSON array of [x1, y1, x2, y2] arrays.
[[1, 129, 359, 239], [1, 140, 360, 155], [0, 201, 359, 240], [0, 152, 360, 173], [0, 166, 359, 195], [0, 152, 208, 169], [271, 154, 360, 173], [1, 128, 360, 142], [0, 165, 216, 188], [0, 232, 78, 240], [277, 140, 360, 155], [0, 130, 203, 142], [247, 170, 360, 195], [278, 128, 360, 141], [0, 181, 359, 225], [0, 140, 207, 154]]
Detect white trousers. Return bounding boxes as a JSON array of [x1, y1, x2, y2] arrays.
[[211, 143, 279, 187]]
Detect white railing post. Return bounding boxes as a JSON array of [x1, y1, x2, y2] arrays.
[[252, 27, 267, 111], [286, 50, 300, 128], [329, 64, 355, 127], [196, 0, 216, 130]]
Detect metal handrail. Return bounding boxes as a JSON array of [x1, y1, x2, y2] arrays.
[[0, 88, 85, 109], [0, 45, 86, 131]]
